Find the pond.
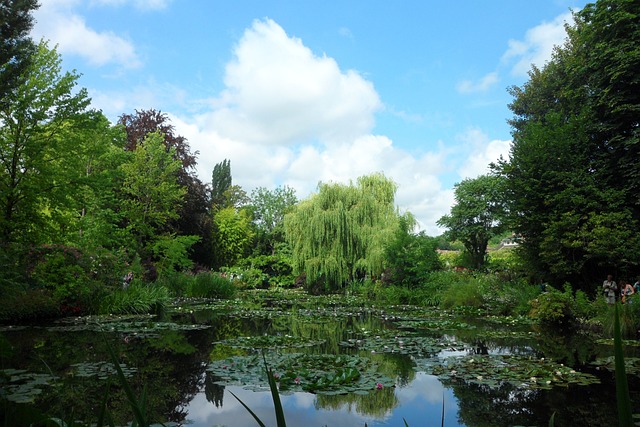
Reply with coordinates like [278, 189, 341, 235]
[1, 290, 638, 426]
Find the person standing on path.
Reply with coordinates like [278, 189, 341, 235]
[603, 274, 617, 305]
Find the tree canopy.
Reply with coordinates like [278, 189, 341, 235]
[0, 0, 39, 109]
[284, 173, 399, 292]
[437, 174, 506, 270]
[494, 0, 640, 290]
[0, 40, 91, 245]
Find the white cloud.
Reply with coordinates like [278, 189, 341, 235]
[456, 71, 499, 94]
[210, 19, 381, 146]
[502, 11, 574, 77]
[166, 18, 487, 235]
[90, 0, 172, 10]
[31, 1, 141, 68]
[456, 128, 511, 179]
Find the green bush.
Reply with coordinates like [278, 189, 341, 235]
[597, 298, 640, 338]
[440, 280, 484, 309]
[419, 270, 468, 307]
[221, 266, 269, 290]
[154, 272, 195, 297]
[98, 281, 170, 314]
[0, 288, 60, 322]
[188, 272, 236, 299]
[28, 245, 93, 302]
[351, 278, 437, 306]
[475, 275, 540, 316]
[528, 285, 576, 327]
[237, 254, 295, 288]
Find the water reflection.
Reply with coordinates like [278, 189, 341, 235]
[184, 373, 464, 427]
[0, 295, 636, 427]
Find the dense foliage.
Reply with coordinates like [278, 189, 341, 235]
[284, 173, 400, 292]
[437, 174, 506, 269]
[494, 0, 640, 292]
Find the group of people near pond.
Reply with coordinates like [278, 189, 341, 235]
[603, 274, 640, 304]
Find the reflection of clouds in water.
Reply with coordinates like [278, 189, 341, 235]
[183, 377, 462, 426]
[397, 372, 445, 404]
[290, 391, 315, 408]
[183, 386, 376, 427]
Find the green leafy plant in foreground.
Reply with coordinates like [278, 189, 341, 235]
[614, 302, 633, 427]
[229, 352, 287, 427]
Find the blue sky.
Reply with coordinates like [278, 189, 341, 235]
[31, 0, 588, 235]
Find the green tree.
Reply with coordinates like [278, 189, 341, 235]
[212, 206, 254, 268]
[0, 40, 91, 245]
[118, 109, 213, 267]
[0, 0, 39, 109]
[494, 0, 640, 289]
[120, 131, 196, 270]
[384, 213, 442, 287]
[437, 175, 506, 270]
[211, 159, 232, 210]
[284, 173, 399, 292]
[250, 185, 297, 255]
[60, 111, 129, 250]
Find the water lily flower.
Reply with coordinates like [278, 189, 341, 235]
[376, 382, 383, 390]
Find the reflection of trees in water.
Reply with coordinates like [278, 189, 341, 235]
[315, 387, 398, 418]
[445, 377, 618, 427]
[372, 353, 415, 387]
[530, 325, 600, 367]
[204, 372, 225, 408]
[271, 312, 386, 355]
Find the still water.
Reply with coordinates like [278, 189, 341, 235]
[0, 291, 636, 426]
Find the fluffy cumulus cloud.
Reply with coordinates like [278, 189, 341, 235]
[211, 19, 381, 146]
[31, 0, 141, 68]
[502, 11, 574, 77]
[171, 19, 465, 234]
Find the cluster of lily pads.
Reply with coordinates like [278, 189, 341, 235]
[71, 361, 137, 379]
[207, 352, 395, 395]
[339, 333, 464, 358]
[416, 354, 600, 390]
[214, 335, 326, 349]
[0, 369, 58, 404]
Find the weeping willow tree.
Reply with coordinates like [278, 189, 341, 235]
[284, 173, 400, 292]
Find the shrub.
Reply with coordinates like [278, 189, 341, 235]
[598, 297, 640, 338]
[221, 266, 269, 290]
[27, 245, 93, 302]
[0, 288, 60, 323]
[98, 281, 170, 314]
[155, 272, 195, 297]
[419, 270, 468, 307]
[476, 275, 541, 316]
[440, 280, 484, 309]
[237, 255, 295, 288]
[188, 272, 236, 299]
[528, 285, 576, 328]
